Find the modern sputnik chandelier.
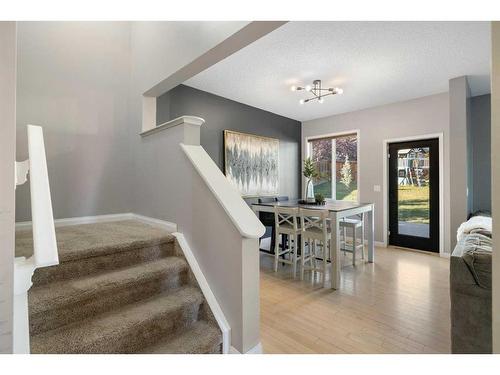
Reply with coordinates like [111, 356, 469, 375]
[291, 80, 343, 104]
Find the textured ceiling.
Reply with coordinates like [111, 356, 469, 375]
[185, 21, 491, 121]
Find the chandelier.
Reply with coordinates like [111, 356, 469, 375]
[291, 80, 343, 104]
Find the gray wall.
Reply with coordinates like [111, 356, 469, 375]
[0, 21, 16, 354]
[470, 94, 491, 212]
[132, 123, 261, 353]
[15, 22, 246, 222]
[126, 24, 266, 352]
[302, 93, 453, 253]
[467, 84, 474, 215]
[449, 76, 470, 250]
[129, 22, 246, 95]
[12, 20, 261, 354]
[156, 84, 302, 199]
[303, 82, 478, 254]
[491, 20, 500, 354]
[15, 22, 134, 222]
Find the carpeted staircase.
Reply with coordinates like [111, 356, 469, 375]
[15, 220, 222, 354]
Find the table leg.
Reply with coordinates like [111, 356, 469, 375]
[330, 212, 341, 289]
[367, 206, 375, 263]
[270, 226, 276, 254]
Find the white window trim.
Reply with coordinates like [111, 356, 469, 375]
[305, 129, 361, 203]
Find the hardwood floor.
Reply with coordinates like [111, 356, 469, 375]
[259, 245, 450, 354]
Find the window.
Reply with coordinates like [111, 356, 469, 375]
[308, 133, 358, 201]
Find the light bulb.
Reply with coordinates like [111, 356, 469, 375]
[291, 85, 297, 92]
[299, 99, 305, 105]
[318, 97, 324, 104]
[335, 87, 344, 95]
[305, 85, 312, 92]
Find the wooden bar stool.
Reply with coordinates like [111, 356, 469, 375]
[273, 206, 301, 277]
[299, 208, 330, 286]
[340, 213, 365, 266]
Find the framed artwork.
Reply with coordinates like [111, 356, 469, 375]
[223, 130, 279, 197]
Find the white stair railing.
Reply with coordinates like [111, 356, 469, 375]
[13, 125, 58, 354]
[140, 116, 265, 353]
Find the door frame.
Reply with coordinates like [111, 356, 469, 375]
[382, 133, 444, 256]
[388, 138, 439, 252]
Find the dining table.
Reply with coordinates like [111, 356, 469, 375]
[252, 199, 375, 290]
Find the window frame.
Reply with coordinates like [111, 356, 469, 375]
[305, 129, 361, 203]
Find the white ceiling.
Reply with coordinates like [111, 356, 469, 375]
[185, 21, 491, 122]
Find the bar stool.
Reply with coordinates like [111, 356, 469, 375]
[274, 206, 301, 277]
[299, 208, 330, 286]
[340, 213, 365, 266]
[275, 196, 290, 249]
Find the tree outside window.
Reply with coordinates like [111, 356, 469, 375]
[309, 134, 358, 201]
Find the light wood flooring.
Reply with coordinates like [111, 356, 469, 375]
[259, 245, 450, 354]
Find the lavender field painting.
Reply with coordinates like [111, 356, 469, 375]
[224, 130, 279, 197]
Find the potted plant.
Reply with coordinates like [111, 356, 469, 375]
[303, 157, 319, 203]
[315, 193, 326, 205]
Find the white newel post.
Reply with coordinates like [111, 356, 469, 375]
[13, 125, 58, 354]
[13, 258, 36, 353]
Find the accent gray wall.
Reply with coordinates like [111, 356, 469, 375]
[156, 84, 302, 199]
[470, 94, 491, 212]
[0, 21, 16, 354]
[15, 22, 134, 222]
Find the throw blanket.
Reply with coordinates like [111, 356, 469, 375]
[457, 215, 492, 243]
[462, 233, 492, 289]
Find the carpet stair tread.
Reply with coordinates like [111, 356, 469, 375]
[16, 220, 175, 262]
[31, 286, 204, 354]
[140, 321, 222, 354]
[29, 256, 188, 315]
[19, 219, 222, 354]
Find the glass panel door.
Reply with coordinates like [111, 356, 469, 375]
[389, 139, 439, 252]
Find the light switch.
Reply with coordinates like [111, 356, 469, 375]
[373, 185, 381, 192]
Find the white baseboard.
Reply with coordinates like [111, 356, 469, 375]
[15, 212, 177, 233]
[131, 214, 177, 232]
[15, 213, 135, 230]
[173, 232, 231, 354]
[229, 342, 263, 354]
[361, 239, 386, 248]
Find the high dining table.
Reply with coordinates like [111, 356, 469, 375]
[252, 199, 375, 289]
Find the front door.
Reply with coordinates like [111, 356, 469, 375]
[388, 139, 439, 252]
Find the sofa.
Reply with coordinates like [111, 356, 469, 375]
[450, 214, 492, 353]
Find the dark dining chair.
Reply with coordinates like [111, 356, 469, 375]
[258, 197, 278, 253]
